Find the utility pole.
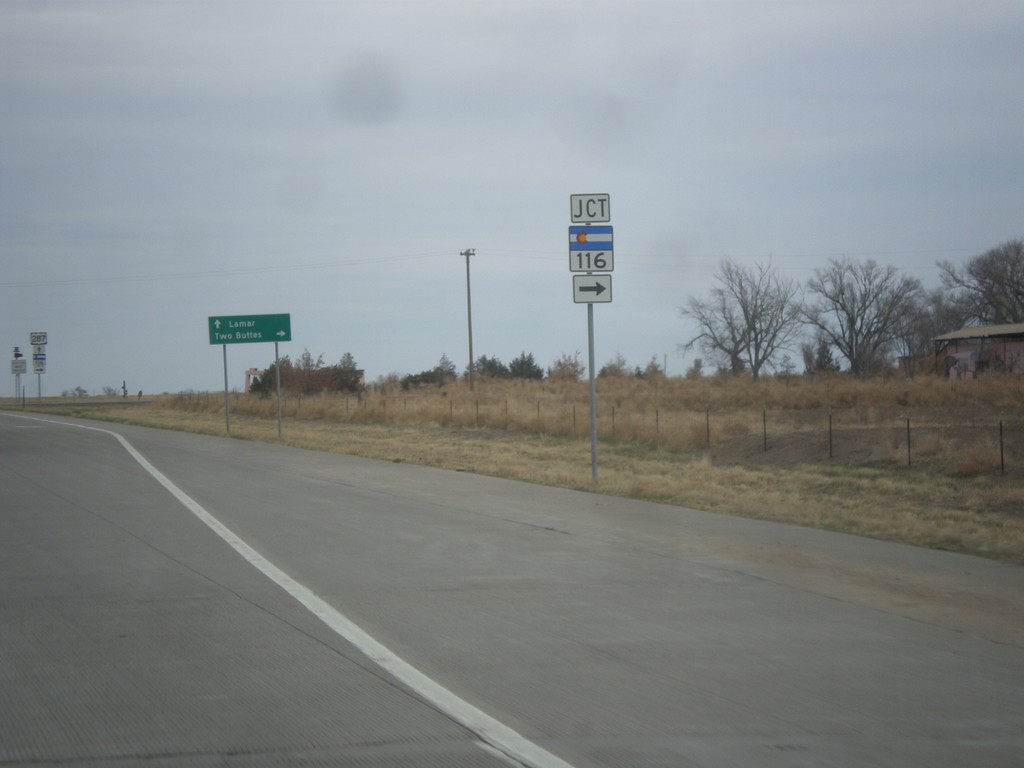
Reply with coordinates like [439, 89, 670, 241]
[461, 248, 476, 391]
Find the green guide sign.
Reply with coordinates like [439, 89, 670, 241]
[208, 314, 291, 345]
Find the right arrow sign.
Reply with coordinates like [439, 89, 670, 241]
[573, 274, 613, 303]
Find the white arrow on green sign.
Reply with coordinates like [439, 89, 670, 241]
[208, 314, 291, 345]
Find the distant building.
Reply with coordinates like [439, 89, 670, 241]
[245, 368, 265, 392]
[933, 323, 1024, 378]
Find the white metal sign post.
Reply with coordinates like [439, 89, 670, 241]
[33, 359, 45, 398]
[569, 195, 614, 483]
[11, 354, 27, 402]
[31, 335, 47, 400]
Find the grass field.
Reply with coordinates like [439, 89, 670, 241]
[11, 373, 1024, 564]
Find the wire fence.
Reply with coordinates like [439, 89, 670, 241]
[177, 389, 1022, 477]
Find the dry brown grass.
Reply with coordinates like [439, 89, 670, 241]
[14, 372, 1024, 565]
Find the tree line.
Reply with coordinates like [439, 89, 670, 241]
[248, 348, 670, 396]
[250, 351, 364, 396]
[398, 350, 667, 389]
[249, 240, 1021, 394]
[680, 239, 1024, 379]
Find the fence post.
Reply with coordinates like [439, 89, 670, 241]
[828, 412, 833, 459]
[763, 409, 767, 452]
[706, 405, 711, 448]
[906, 418, 912, 467]
[1000, 421, 1005, 475]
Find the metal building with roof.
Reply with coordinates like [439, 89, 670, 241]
[934, 323, 1024, 378]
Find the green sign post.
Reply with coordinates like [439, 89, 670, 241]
[208, 313, 291, 437]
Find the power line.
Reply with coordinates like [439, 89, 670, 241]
[0, 244, 988, 289]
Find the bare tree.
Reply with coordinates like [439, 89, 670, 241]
[296, 348, 325, 374]
[804, 258, 922, 376]
[680, 258, 803, 380]
[938, 239, 1024, 326]
[801, 331, 841, 375]
[598, 353, 631, 378]
[893, 287, 971, 372]
[547, 351, 585, 381]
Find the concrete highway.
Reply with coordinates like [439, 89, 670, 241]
[2, 412, 1022, 767]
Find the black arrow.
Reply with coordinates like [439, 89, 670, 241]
[579, 282, 607, 295]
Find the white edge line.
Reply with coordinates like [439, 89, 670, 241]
[4, 414, 575, 768]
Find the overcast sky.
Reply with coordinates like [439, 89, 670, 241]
[2, 0, 1022, 395]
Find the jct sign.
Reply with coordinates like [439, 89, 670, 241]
[570, 194, 610, 223]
